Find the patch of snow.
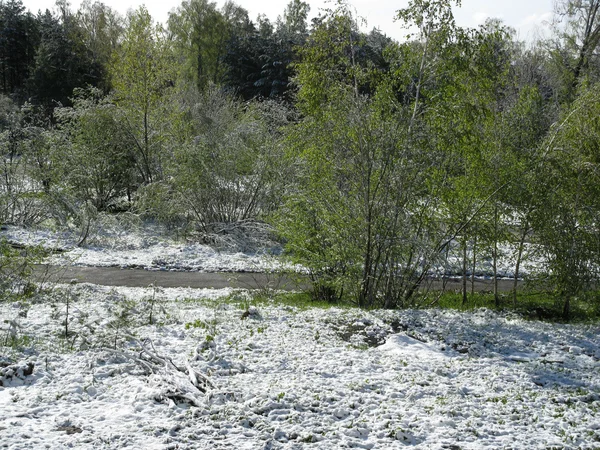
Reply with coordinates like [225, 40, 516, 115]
[1, 286, 599, 449]
[1, 224, 293, 273]
[380, 334, 449, 359]
[1, 224, 548, 279]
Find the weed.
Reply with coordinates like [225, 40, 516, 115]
[266, 291, 352, 310]
[2, 318, 34, 350]
[185, 319, 208, 329]
[100, 295, 138, 349]
[141, 283, 165, 325]
[432, 290, 600, 322]
[487, 396, 508, 405]
[0, 239, 48, 303]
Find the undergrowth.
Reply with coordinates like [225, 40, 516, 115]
[238, 285, 600, 323]
[432, 291, 600, 323]
[245, 291, 353, 311]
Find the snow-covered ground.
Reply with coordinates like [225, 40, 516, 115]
[1, 285, 599, 449]
[1, 223, 544, 278]
[0, 223, 289, 273]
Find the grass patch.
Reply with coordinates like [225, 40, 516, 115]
[185, 285, 600, 323]
[435, 292, 498, 311]
[249, 291, 354, 310]
[432, 290, 600, 322]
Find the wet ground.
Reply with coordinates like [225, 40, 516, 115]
[33, 265, 522, 292]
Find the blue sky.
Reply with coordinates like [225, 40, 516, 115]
[24, 0, 554, 42]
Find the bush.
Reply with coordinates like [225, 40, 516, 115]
[0, 238, 46, 302]
[139, 87, 288, 248]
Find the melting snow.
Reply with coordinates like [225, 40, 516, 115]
[1, 285, 599, 449]
[1, 224, 289, 273]
[380, 334, 448, 360]
[0, 223, 597, 448]
[1, 224, 544, 276]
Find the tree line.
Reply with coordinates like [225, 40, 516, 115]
[2, 0, 600, 318]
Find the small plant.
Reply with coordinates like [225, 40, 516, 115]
[186, 304, 219, 346]
[48, 288, 83, 348]
[0, 239, 47, 303]
[61, 290, 77, 339]
[94, 293, 138, 350]
[141, 283, 165, 325]
[2, 318, 21, 347]
[110, 298, 138, 348]
[185, 319, 208, 330]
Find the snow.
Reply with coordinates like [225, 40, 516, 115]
[0, 221, 598, 448]
[1, 285, 599, 449]
[380, 334, 449, 360]
[436, 241, 544, 279]
[1, 224, 290, 273]
[1, 223, 545, 277]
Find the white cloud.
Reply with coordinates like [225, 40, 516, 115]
[472, 11, 490, 25]
[518, 11, 553, 27]
[24, 0, 554, 43]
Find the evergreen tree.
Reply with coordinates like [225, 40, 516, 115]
[0, 0, 39, 99]
[28, 7, 98, 111]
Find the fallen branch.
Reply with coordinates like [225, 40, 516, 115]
[101, 338, 213, 407]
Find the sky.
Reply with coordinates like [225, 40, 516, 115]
[23, 0, 555, 43]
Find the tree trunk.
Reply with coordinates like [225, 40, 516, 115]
[462, 238, 468, 306]
[563, 295, 571, 321]
[471, 234, 477, 296]
[493, 204, 499, 308]
[513, 219, 528, 307]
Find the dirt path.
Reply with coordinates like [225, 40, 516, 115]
[33, 265, 303, 290]
[33, 265, 522, 293]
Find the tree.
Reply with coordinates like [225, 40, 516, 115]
[222, 1, 310, 101]
[168, 0, 230, 90]
[277, 5, 454, 307]
[498, 85, 552, 305]
[553, 0, 600, 90]
[394, 1, 506, 306]
[531, 83, 600, 319]
[295, 4, 372, 115]
[277, 91, 448, 307]
[0, 95, 46, 224]
[75, 0, 124, 93]
[466, 19, 517, 305]
[109, 6, 178, 184]
[281, 0, 310, 35]
[52, 87, 136, 211]
[137, 87, 287, 246]
[395, 0, 463, 129]
[175, 88, 285, 227]
[223, 15, 296, 100]
[27, 7, 99, 111]
[0, 0, 39, 99]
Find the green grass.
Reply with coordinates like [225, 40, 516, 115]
[181, 290, 353, 311]
[185, 285, 600, 323]
[432, 290, 600, 322]
[249, 291, 354, 310]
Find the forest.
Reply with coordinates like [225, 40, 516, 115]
[2, 0, 600, 320]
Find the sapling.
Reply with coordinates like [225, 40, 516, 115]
[108, 297, 137, 349]
[2, 318, 20, 347]
[50, 288, 79, 340]
[142, 282, 164, 325]
[63, 291, 71, 339]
